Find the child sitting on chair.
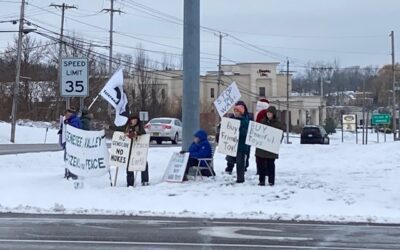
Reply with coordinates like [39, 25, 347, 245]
[181, 129, 215, 180]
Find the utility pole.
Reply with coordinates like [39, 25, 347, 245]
[50, 3, 77, 110]
[103, 0, 123, 117]
[362, 78, 366, 144]
[215, 32, 226, 123]
[312, 67, 332, 126]
[390, 31, 397, 140]
[286, 60, 290, 144]
[182, 0, 200, 150]
[10, 0, 25, 143]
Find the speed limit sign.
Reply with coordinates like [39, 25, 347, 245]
[61, 58, 89, 97]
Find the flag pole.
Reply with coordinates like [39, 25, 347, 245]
[87, 95, 100, 111]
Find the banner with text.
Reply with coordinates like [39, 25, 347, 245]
[217, 117, 240, 157]
[109, 131, 132, 168]
[163, 152, 190, 182]
[65, 125, 109, 177]
[128, 134, 150, 171]
[213, 81, 241, 117]
[245, 121, 283, 155]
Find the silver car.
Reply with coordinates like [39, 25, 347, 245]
[145, 117, 182, 144]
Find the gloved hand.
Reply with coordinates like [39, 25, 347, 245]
[179, 150, 187, 154]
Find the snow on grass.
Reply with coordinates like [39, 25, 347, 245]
[1, 128, 399, 223]
[0, 120, 59, 144]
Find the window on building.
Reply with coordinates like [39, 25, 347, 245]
[259, 87, 266, 97]
[210, 88, 215, 98]
[161, 89, 166, 99]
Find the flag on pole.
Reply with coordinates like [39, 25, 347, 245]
[100, 68, 129, 126]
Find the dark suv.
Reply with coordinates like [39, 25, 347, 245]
[300, 125, 330, 144]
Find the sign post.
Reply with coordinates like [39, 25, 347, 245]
[371, 114, 391, 143]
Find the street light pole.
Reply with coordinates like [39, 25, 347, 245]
[10, 0, 25, 143]
[390, 31, 397, 140]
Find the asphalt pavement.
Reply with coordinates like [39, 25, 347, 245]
[0, 213, 399, 249]
[0, 142, 181, 155]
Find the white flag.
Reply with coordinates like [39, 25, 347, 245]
[100, 68, 129, 126]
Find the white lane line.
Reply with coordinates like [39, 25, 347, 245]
[0, 217, 400, 229]
[0, 239, 391, 250]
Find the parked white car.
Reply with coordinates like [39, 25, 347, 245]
[144, 117, 182, 144]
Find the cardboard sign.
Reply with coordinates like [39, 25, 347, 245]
[217, 117, 240, 157]
[213, 81, 241, 118]
[128, 134, 150, 171]
[109, 131, 131, 168]
[163, 152, 190, 182]
[65, 125, 109, 177]
[246, 121, 283, 154]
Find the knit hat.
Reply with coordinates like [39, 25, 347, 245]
[234, 100, 248, 114]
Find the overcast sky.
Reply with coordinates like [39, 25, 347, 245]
[0, 0, 399, 74]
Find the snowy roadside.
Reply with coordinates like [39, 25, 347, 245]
[0, 120, 59, 144]
[0, 131, 399, 223]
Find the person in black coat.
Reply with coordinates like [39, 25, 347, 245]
[124, 115, 149, 186]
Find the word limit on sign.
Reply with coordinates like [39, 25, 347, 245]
[61, 58, 89, 97]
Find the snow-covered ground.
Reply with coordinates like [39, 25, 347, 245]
[0, 120, 59, 144]
[0, 122, 399, 223]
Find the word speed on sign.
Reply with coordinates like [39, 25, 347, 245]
[61, 58, 89, 97]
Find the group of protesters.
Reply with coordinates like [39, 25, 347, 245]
[60, 97, 283, 187]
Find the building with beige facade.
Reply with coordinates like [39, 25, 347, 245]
[137, 62, 326, 130]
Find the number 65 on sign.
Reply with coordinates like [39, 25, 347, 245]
[61, 58, 89, 97]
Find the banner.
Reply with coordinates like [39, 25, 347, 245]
[99, 68, 129, 126]
[213, 81, 241, 118]
[128, 134, 150, 171]
[109, 131, 131, 168]
[163, 152, 190, 182]
[245, 121, 283, 155]
[217, 117, 240, 157]
[65, 125, 109, 177]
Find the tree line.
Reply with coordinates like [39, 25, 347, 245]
[0, 34, 182, 123]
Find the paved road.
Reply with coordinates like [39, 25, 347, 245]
[0, 142, 181, 155]
[0, 213, 399, 249]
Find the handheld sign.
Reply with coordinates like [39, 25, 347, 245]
[245, 121, 283, 155]
[109, 131, 131, 168]
[65, 125, 109, 177]
[128, 134, 150, 171]
[213, 81, 241, 118]
[163, 152, 190, 182]
[217, 117, 240, 157]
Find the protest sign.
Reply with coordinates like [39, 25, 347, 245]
[109, 131, 131, 168]
[213, 81, 241, 117]
[217, 117, 240, 157]
[163, 152, 189, 182]
[65, 125, 109, 177]
[245, 121, 283, 154]
[128, 134, 150, 171]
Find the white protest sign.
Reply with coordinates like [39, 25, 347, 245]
[128, 134, 150, 171]
[65, 125, 109, 177]
[217, 117, 240, 157]
[109, 131, 131, 168]
[245, 121, 283, 155]
[163, 152, 189, 182]
[213, 81, 241, 117]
